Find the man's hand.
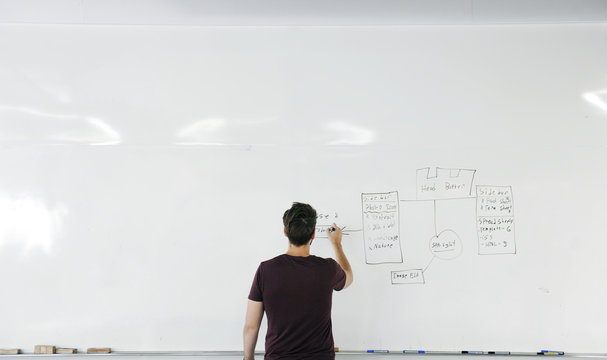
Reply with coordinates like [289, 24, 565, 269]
[327, 223, 343, 247]
[327, 223, 353, 289]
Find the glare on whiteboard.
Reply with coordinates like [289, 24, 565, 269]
[583, 91, 607, 113]
[326, 121, 375, 146]
[0, 194, 67, 255]
[0, 105, 121, 145]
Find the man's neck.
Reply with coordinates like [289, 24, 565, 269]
[286, 243, 311, 257]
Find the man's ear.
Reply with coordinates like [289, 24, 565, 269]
[284, 227, 287, 237]
[311, 230, 316, 241]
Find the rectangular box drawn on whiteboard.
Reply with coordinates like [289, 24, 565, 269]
[416, 167, 476, 200]
[362, 191, 402, 264]
[314, 211, 339, 238]
[391, 269, 425, 284]
[476, 185, 516, 255]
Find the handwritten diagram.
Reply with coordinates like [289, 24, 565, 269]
[315, 212, 340, 238]
[361, 167, 516, 285]
[417, 167, 476, 200]
[362, 192, 402, 264]
[476, 185, 515, 255]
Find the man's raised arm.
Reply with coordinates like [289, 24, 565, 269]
[328, 223, 353, 289]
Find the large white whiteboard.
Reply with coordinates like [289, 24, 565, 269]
[1, 23, 606, 353]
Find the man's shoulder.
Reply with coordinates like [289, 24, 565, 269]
[258, 254, 286, 270]
[309, 255, 338, 265]
[261, 254, 288, 264]
[261, 254, 337, 266]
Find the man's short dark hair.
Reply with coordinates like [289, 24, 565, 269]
[283, 202, 317, 246]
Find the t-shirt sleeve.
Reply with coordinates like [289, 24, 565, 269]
[331, 259, 347, 291]
[248, 263, 264, 302]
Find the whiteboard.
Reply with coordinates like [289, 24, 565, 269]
[0, 23, 606, 353]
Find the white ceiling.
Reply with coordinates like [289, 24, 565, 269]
[0, 0, 606, 26]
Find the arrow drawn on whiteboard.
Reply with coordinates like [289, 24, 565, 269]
[317, 225, 361, 238]
[343, 228, 362, 236]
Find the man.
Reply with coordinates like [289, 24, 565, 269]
[243, 202, 353, 360]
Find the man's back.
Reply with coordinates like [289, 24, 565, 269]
[243, 203, 352, 360]
[248, 254, 346, 360]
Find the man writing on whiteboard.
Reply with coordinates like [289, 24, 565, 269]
[243, 202, 353, 360]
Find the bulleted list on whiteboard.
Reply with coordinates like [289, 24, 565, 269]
[476, 185, 516, 255]
[362, 191, 402, 264]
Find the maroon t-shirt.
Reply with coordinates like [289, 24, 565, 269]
[248, 254, 347, 360]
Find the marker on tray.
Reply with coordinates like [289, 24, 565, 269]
[488, 351, 511, 355]
[540, 351, 565, 355]
[367, 350, 389, 353]
[462, 351, 485, 355]
[403, 350, 426, 354]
